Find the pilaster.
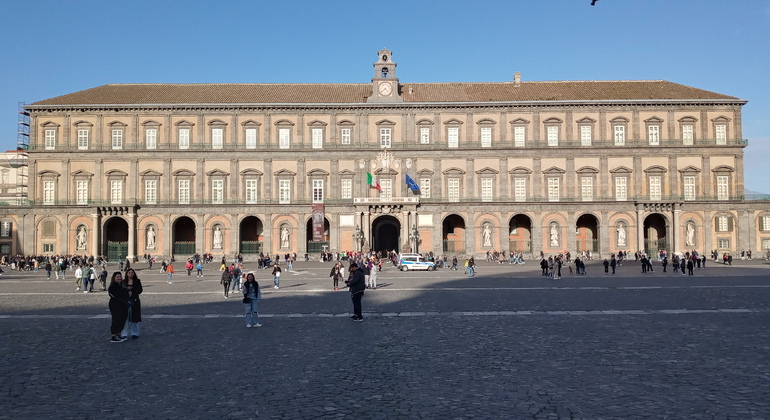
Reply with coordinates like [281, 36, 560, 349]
[702, 156, 711, 198]
[264, 159, 272, 199]
[673, 206, 680, 255]
[668, 155, 678, 198]
[633, 155, 642, 198]
[533, 158, 542, 199]
[465, 158, 474, 199]
[196, 159, 204, 201]
[566, 157, 575, 200]
[636, 207, 644, 252]
[128, 210, 136, 262]
[567, 211, 576, 253]
[499, 158, 509, 199]
[599, 156, 608, 198]
[297, 159, 306, 200]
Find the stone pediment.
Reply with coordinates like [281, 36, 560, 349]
[416, 168, 434, 176]
[140, 169, 163, 177]
[338, 169, 356, 176]
[475, 167, 499, 175]
[443, 167, 465, 176]
[542, 166, 565, 175]
[374, 168, 398, 176]
[509, 166, 532, 175]
[273, 169, 296, 177]
[71, 169, 94, 177]
[307, 169, 330, 176]
[206, 169, 229, 177]
[678, 165, 701, 174]
[240, 168, 263, 176]
[610, 166, 632, 174]
[172, 169, 195, 177]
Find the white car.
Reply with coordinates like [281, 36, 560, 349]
[398, 254, 436, 271]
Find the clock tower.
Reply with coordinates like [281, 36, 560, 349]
[367, 49, 403, 103]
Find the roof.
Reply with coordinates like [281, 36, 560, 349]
[29, 80, 741, 107]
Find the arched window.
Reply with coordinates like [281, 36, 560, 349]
[381, 67, 389, 78]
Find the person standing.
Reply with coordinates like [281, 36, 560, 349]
[99, 266, 108, 291]
[121, 268, 143, 339]
[370, 258, 378, 290]
[610, 255, 617, 274]
[108, 271, 129, 343]
[330, 262, 341, 291]
[196, 261, 204, 277]
[231, 264, 242, 294]
[75, 265, 83, 291]
[345, 262, 365, 321]
[166, 262, 174, 284]
[220, 269, 232, 298]
[687, 259, 694, 276]
[54, 260, 62, 279]
[185, 260, 193, 276]
[363, 259, 372, 288]
[44, 261, 52, 279]
[242, 272, 262, 327]
[271, 262, 281, 289]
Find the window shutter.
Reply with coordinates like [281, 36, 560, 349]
[727, 216, 734, 232]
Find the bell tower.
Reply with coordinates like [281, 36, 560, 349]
[368, 49, 403, 103]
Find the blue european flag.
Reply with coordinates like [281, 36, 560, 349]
[405, 174, 420, 192]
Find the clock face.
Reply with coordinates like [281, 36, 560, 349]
[378, 82, 392, 96]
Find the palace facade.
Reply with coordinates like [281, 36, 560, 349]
[3, 49, 770, 260]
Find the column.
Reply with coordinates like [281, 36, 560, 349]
[127, 211, 136, 262]
[197, 215, 205, 255]
[297, 159, 306, 201]
[264, 213, 273, 255]
[196, 159, 204, 203]
[264, 159, 272, 199]
[130, 159, 138, 203]
[433, 212, 442, 255]
[702, 156, 711, 198]
[600, 211, 610, 257]
[668, 155, 678, 199]
[633, 155, 642, 199]
[163, 159, 171, 202]
[735, 154, 745, 198]
[264, 114, 272, 146]
[197, 114, 205, 145]
[230, 114, 238, 146]
[230, 159, 238, 197]
[636, 208, 645, 252]
[95, 159, 103, 202]
[365, 211, 372, 249]
[296, 114, 304, 146]
[62, 159, 70, 203]
[164, 214, 172, 259]
[599, 156, 608, 199]
[739, 208, 750, 252]
[672, 206, 680, 255]
[532, 158, 542, 200]
[747, 209, 755, 252]
[566, 211, 576, 253]
[531, 212, 542, 259]
[433, 158, 441, 199]
[164, 114, 172, 148]
[703, 210, 713, 253]
[465, 158, 474, 199]
[91, 213, 100, 256]
[499, 158, 509, 199]
[566, 157, 575, 200]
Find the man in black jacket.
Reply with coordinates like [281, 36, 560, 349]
[346, 262, 366, 321]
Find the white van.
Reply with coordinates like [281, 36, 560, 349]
[398, 254, 436, 271]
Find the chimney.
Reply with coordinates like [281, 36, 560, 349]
[514, 72, 521, 87]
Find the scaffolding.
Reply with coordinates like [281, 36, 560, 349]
[12, 102, 29, 204]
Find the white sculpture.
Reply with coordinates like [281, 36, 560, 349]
[281, 226, 290, 249]
[146, 226, 156, 249]
[213, 226, 223, 249]
[617, 224, 627, 247]
[685, 222, 695, 247]
[482, 224, 492, 247]
[76, 226, 87, 250]
[550, 224, 559, 247]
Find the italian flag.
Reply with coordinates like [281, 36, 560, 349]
[367, 172, 381, 192]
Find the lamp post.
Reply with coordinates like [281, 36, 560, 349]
[409, 224, 420, 254]
[353, 225, 363, 253]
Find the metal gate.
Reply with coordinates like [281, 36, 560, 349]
[307, 241, 329, 254]
[174, 241, 196, 256]
[107, 241, 128, 262]
[240, 241, 262, 254]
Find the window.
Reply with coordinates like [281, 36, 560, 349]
[145, 180, 157, 205]
[178, 179, 190, 204]
[212, 179, 224, 204]
[717, 176, 729, 200]
[649, 176, 661, 200]
[312, 179, 324, 203]
[380, 179, 393, 201]
[683, 125, 694, 146]
[43, 180, 55, 205]
[614, 126, 625, 146]
[447, 178, 460, 202]
[648, 125, 660, 146]
[341, 179, 352, 199]
[76, 180, 89, 205]
[0, 221, 10, 237]
[0, 244, 9, 254]
[514, 126, 525, 147]
[760, 215, 770, 231]
[341, 128, 351, 145]
[480, 127, 492, 148]
[0, 171, 6, 185]
[581, 177, 593, 201]
[717, 216, 729, 232]
[78, 129, 89, 150]
[145, 129, 157, 150]
[420, 127, 430, 144]
[548, 178, 560, 201]
[380, 128, 392, 148]
[245, 128, 257, 149]
[212, 128, 224, 150]
[481, 178, 493, 202]
[45, 129, 56, 150]
[716, 124, 727, 145]
[547, 126, 559, 146]
[279, 179, 290, 204]
[447, 127, 459, 148]
[279, 128, 291, 149]
[312, 128, 323, 149]
[245, 179, 258, 204]
[179, 128, 190, 150]
[762, 238, 770, 250]
[43, 243, 55, 253]
[420, 178, 430, 198]
[683, 176, 696, 200]
[110, 180, 123, 204]
[580, 125, 592, 146]
[514, 178, 526, 202]
[112, 129, 123, 150]
[718, 238, 730, 249]
[615, 177, 627, 201]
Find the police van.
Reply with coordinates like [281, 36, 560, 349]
[398, 254, 436, 271]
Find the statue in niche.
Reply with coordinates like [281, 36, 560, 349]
[76, 226, 87, 250]
[550, 224, 560, 247]
[685, 222, 696, 247]
[146, 226, 156, 249]
[213, 226, 223, 249]
[281, 226, 290, 249]
[616, 224, 627, 247]
[482, 224, 493, 247]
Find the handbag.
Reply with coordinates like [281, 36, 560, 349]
[242, 297, 251, 303]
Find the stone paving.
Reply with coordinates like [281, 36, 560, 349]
[1, 259, 770, 419]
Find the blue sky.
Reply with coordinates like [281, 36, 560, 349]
[1, 0, 768, 192]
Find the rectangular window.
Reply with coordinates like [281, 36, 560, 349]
[420, 178, 430, 198]
[420, 127, 430, 144]
[648, 125, 660, 145]
[145, 180, 157, 205]
[312, 128, 323, 149]
[341, 179, 352, 199]
[110, 180, 123, 204]
[716, 124, 727, 145]
[649, 176, 662, 200]
[145, 129, 157, 150]
[312, 179, 324, 203]
[447, 127, 459, 148]
[481, 178, 493, 202]
[718, 238, 730, 249]
[44, 129, 56, 150]
[178, 179, 190, 204]
[717, 216, 728, 232]
[683, 125, 694, 145]
[212, 128, 223, 150]
[762, 215, 770, 231]
[279, 128, 291, 149]
[514, 126, 525, 147]
[77, 129, 89, 150]
[245, 179, 258, 204]
[480, 127, 492, 148]
[380, 179, 393, 201]
[43, 180, 55, 205]
[514, 178, 526, 202]
[447, 178, 460, 202]
[112, 129, 123, 150]
[76, 180, 89, 205]
[580, 126, 591, 146]
[717, 176, 729, 200]
[43, 243, 55, 253]
[341, 128, 351, 145]
[279, 179, 290, 204]
[683, 176, 695, 200]
[614, 126, 625, 146]
[0, 221, 10, 237]
[245, 128, 257, 149]
[762, 238, 770, 250]
[380, 128, 392, 148]
[548, 178, 560, 201]
[179, 128, 190, 150]
[581, 177, 593, 201]
[615, 177, 627, 201]
[212, 179, 224, 204]
[547, 126, 558, 146]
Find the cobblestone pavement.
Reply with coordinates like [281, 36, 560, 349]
[1, 259, 770, 419]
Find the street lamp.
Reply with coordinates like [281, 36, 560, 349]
[353, 225, 363, 252]
[409, 224, 420, 254]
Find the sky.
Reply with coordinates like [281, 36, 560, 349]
[0, 0, 768, 192]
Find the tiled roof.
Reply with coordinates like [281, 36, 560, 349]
[29, 80, 740, 106]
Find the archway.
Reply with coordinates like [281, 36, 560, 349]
[104, 217, 128, 261]
[443, 214, 466, 254]
[173, 216, 196, 258]
[306, 217, 330, 254]
[644, 213, 667, 254]
[239, 216, 264, 254]
[576, 214, 599, 252]
[372, 215, 400, 253]
[508, 214, 532, 253]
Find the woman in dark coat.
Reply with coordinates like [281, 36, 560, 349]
[121, 268, 143, 339]
[108, 272, 129, 343]
[220, 269, 232, 298]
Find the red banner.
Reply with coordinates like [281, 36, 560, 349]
[312, 204, 325, 242]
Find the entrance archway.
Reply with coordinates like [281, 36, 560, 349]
[104, 217, 128, 261]
[239, 216, 264, 254]
[372, 215, 400, 253]
[576, 214, 599, 252]
[306, 217, 330, 254]
[173, 216, 196, 257]
[508, 214, 532, 253]
[443, 214, 466, 254]
[644, 213, 667, 253]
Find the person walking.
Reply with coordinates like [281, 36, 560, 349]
[330, 262, 341, 291]
[687, 259, 694, 276]
[220, 269, 232, 298]
[345, 262, 365, 321]
[196, 262, 204, 277]
[231, 264, 242, 294]
[370, 258, 378, 290]
[166, 262, 174, 284]
[45, 261, 52, 279]
[121, 268, 143, 339]
[271, 262, 281, 289]
[99, 266, 108, 291]
[54, 260, 62, 279]
[108, 271, 129, 343]
[242, 272, 262, 327]
[75, 265, 83, 291]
